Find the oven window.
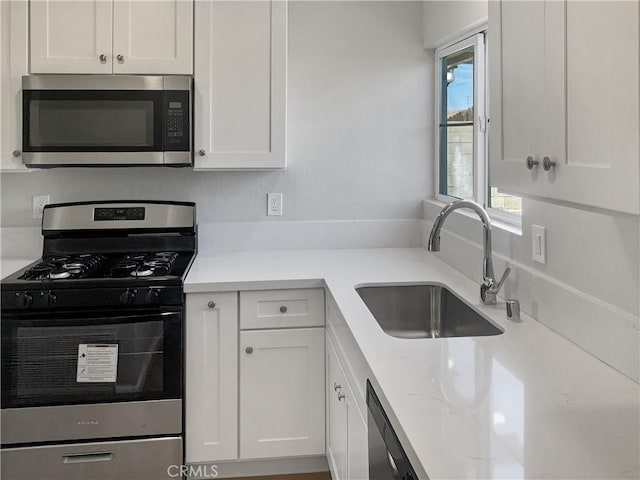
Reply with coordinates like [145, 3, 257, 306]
[1, 311, 181, 408]
[23, 90, 163, 152]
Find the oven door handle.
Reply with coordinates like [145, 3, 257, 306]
[62, 452, 114, 464]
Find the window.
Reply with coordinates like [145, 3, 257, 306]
[436, 33, 522, 219]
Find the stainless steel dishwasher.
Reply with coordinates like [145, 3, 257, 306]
[367, 381, 420, 480]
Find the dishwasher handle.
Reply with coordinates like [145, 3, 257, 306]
[62, 452, 115, 464]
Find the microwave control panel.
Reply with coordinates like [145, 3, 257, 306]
[163, 90, 190, 151]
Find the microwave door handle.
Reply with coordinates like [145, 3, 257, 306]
[62, 452, 114, 464]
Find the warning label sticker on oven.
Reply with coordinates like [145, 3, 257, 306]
[77, 344, 118, 383]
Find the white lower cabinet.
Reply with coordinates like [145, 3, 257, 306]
[327, 336, 368, 480]
[185, 292, 239, 463]
[185, 288, 326, 467]
[240, 328, 325, 459]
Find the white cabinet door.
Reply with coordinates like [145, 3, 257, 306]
[555, 1, 639, 214]
[327, 338, 348, 480]
[489, 0, 639, 214]
[185, 292, 239, 463]
[0, 0, 29, 171]
[239, 328, 325, 459]
[488, 0, 564, 199]
[30, 0, 113, 73]
[346, 380, 369, 480]
[112, 0, 193, 74]
[194, 0, 286, 170]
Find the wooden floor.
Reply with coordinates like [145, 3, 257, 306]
[236, 473, 332, 480]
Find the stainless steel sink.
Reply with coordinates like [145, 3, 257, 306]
[356, 284, 503, 339]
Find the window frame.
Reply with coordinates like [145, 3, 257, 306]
[434, 29, 522, 227]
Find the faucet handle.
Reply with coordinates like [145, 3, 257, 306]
[494, 267, 511, 293]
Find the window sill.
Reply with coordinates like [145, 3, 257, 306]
[425, 198, 523, 237]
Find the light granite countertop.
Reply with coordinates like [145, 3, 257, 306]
[185, 248, 639, 479]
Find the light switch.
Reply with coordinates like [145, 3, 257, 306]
[532, 225, 546, 264]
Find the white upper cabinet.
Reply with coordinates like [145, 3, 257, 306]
[112, 0, 193, 74]
[30, 0, 193, 75]
[0, 0, 29, 171]
[194, 0, 287, 170]
[489, 0, 639, 215]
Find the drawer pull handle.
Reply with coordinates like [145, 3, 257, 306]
[334, 382, 341, 392]
[279, 305, 288, 313]
[207, 301, 216, 309]
[99, 54, 108, 63]
[246, 346, 254, 354]
[338, 392, 345, 402]
[526, 156, 539, 170]
[62, 452, 114, 464]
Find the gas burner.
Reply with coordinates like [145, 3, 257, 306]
[19, 254, 106, 280]
[130, 268, 154, 277]
[110, 252, 178, 279]
[48, 269, 71, 280]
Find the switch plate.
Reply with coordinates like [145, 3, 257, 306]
[532, 224, 546, 264]
[32, 195, 50, 219]
[267, 193, 283, 216]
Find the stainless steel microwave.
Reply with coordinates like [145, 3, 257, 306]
[21, 75, 192, 167]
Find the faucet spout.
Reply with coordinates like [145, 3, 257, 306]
[427, 200, 509, 305]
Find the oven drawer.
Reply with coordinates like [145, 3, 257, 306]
[0, 436, 182, 480]
[240, 288, 325, 329]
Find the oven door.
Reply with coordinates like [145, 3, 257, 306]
[1, 308, 182, 445]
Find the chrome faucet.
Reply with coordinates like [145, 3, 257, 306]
[427, 200, 510, 305]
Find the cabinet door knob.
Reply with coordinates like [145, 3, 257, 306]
[116, 54, 124, 63]
[279, 305, 288, 313]
[246, 347, 254, 354]
[333, 382, 341, 392]
[207, 301, 216, 309]
[99, 54, 108, 63]
[12, 150, 20, 157]
[198, 149, 206, 156]
[526, 156, 539, 170]
[542, 156, 556, 171]
[338, 392, 345, 402]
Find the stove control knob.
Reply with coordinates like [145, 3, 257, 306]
[119, 289, 136, 305]
[145, 289, 160, 304]
[16, 293, 33, 309]
[41, 291, 57, 307]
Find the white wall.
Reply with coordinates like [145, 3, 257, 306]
[422, 0, 640, 382]
[423, 0, 488, 48]
[0, 2, 431, 228]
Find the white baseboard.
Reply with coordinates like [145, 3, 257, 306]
[187, 455, 329, 479]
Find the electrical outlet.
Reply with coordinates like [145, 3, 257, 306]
[32, 195, 50, 219]
[532, 224, 546, 264]
[267, 193, 283, 216]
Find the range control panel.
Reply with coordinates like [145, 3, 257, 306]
[163, 90, 190, 152]
[94, 207, 145, 221]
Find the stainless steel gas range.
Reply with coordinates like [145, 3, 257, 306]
[0, 201, 196, 480]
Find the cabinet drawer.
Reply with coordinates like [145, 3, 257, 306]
[0, 437, 181, 480]
[240, 289, 325, 329]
